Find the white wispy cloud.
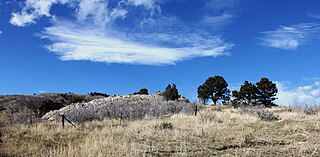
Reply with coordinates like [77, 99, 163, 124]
[40, 22, 233, 65]
[10, 0, 69, 26]
[128, 0, 157, 10]
[10, 11, 37, 27]
[109, 8, 128, 20]
[260, 23, 320, 50]
[10, 0, 105, 27]
[199, 0, 238, 31]
[275, 81, 320, 106]
[307, 13, 320, 19]
[205, 0, 239, 10]
[76, 0, 110, 27]
[11, 0, 234, 65]
[199, 13, 234, 30]
[303, 77, 320, 81]
[10, 0, 154, 27]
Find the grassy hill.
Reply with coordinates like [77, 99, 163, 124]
[1, 106, 320, 156]
[1, 93, 320, 156]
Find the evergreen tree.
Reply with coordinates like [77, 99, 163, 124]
[171, 84, 179, 100]
[232, 78, 278, 107]
[232, 81, 259, 106]
[231, 90, 241, 107]
[239, 81, 259, 105]
[197, 76, 230, 105]
[163, 84, 179, 101]
[256, 77, 278, 107]
[163, 84, 172, 100]
[197, 85, 209, 104]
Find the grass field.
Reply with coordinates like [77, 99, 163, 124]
[1, 107, 320, 156]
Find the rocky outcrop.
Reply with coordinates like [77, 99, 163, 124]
[42, 94, 195, 123]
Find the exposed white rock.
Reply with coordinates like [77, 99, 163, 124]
[42, 94, 194, 123]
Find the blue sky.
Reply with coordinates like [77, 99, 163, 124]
[1, 0, 320, 105]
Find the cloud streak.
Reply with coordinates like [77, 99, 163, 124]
[41, 22, 233, 65]
[260, 23, 320, 50]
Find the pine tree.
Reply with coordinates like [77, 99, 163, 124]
[197, 76, 230, 105]
[232, 78, 278, 107]
[163, 84, 179, 101]
[256, 78, 278, 107]
[171, 84, 179, 100]
[239, 81, 259, 105]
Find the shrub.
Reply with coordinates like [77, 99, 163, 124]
[303, 106, 319, 115]
[133, 88, 149, 95]
[238, 106, 280, 121]
[38, 100, 64, 117]
[278, 106, 320, 115]
[89, 92, 109, 97]
[3, 105, 35, 125]
[238, 106, 263, 115]
[256, 110, 280, 121]
[154, 121, 173, 130]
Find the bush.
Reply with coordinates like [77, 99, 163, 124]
[89, 92, 109, 97]
[303, 106, 319, 115]
[278, 106, 320, 115]
[3, 105, 35, 125]
[256, 110, 280, 121]
[133, 88, 149, 95]
[154, 121, 173, 130]
[39, 100, 64, 117]
[238, 106, 280, 121]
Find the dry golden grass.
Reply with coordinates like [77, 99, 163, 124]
[1, 108, 320, 157]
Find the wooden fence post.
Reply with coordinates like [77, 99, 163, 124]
[61, 114, 65, 129]
[194, 106, 198, 116]
[120, 112, 123, 124]
[61, 113, 76, 129]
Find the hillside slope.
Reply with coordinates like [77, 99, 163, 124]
[0, 93, 108, 125]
